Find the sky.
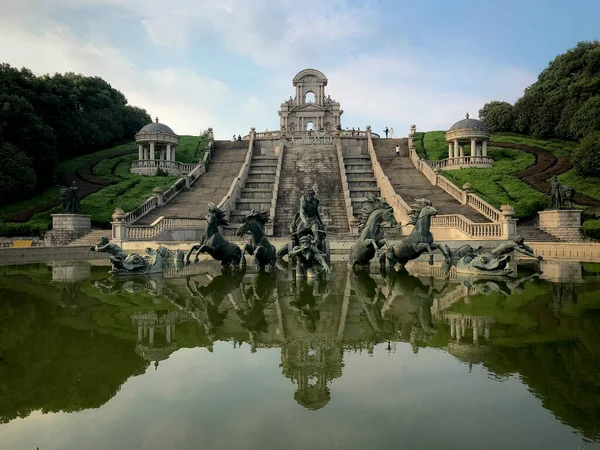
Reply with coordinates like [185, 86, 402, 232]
[0, 0, 599, 139]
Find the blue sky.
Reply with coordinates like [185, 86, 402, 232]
[1, 0, 598, 139]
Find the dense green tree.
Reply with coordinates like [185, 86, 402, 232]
[0, 63, 151, 202]
[572, 131, 600, 177]
[481, 41, 600, 141]
[0, 142, 37, 205]
[478, 101, 514, 132]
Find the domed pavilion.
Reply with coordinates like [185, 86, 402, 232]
[444, 113, 492, 167]
[131, 117, 183, 176]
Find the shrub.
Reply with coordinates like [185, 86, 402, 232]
[582, 219, 600, 240]
[572, 131, 600, 177]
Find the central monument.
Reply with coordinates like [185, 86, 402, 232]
[278, 69, 343, 131]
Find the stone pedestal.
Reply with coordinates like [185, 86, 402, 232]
[538, 210, 583, 242]
[44, 214, 92, 246]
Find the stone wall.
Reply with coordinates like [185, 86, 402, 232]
[44, 214, 92, 246]
[0, 246, 106, 265]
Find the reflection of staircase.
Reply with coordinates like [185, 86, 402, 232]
[222, 154, 279, 235]
[69, 229, 110, 247]
[274, 144, 349, 236]
[374, 139, 489, 222]
[135, 140, 248, 225]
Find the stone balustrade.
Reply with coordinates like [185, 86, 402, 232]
[126, 217, 206, 241]
[266, 144, 285, 236]
[445, 128, 490, 141]
[436, 176, 466, 204]
[427, 156, 494, 170]
[131, 160, 197, 176]
[218, 130, 255, 215]
[335, 137, 357, 233]
[134, 132, 179, 145]
[431, 215, 503, 238]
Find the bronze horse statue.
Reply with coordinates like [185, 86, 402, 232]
[348, 197, 398, 270]
[235, 210, 277, 272]
[185, 202, 242, 267]
[380, 198, 449, 271]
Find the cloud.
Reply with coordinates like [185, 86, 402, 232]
[0, 12, 229, 136]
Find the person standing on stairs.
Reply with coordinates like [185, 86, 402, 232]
[384, 127, 389, 138]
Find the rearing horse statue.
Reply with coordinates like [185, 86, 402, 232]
[380, 198, 450, 271]
[348, 197, 398, 270]
[235, 210, 277, 272]
[186, 202, 242, 267]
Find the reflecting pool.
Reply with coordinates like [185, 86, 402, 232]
[1, 259, 600, 449]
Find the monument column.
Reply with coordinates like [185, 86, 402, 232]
[138, 144, 144, 160]
[167, 143, 172, 161]
[448, 143, 453, 158]
[482, 140, 488, 156]
[454, 140, 459, 158]
[150, 141, 155, 160]
[459, 144, 464, 157]
[172, 147, 176, 161]
[471, 138, 477, 157]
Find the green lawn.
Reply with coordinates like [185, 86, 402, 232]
[559, 169, 600, 202]
[0, 135, 204, 236]
[490, 132, 577, 158]
[440, 147, 547, 218]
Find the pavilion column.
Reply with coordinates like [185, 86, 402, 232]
[453, 140, 459, 159]
[138, 144, 144, 160]
[482, 140, 488, 156]
[149, 326, 155, 344]
[150, 141, 155, 160]
[172, 147, 176, 162]
[448, 143, 453, 158]
[471, 138, 477, 157]
[167, 143, 172, 161]
[459, 145, 464, 157]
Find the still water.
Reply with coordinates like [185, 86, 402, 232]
[0, 259, 599, 450]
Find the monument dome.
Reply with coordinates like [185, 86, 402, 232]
[139, 121, 176, 134]
[132, 117, 181, 176]
[445, 113, 491, 160]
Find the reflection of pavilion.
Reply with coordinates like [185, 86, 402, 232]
[442, 313, 493, 343]
[131, 311, 196, 368]
[280, 338, 343, 410]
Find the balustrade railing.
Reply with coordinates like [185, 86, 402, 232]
[218, 131, 255, 214]
[335, 138, 356, 231]
[267, 144, 285, 235]
[436, 176, 466, 203]
[431, 214, 503, 238]
[426, 156, 494, 170]
[466, 193, 501, 222]
[131, 160, 197, 174]
[127, 217, 206, 240]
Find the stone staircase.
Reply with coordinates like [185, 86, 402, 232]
[373, 138, 489, 222]
[69, 229, 110, 247]
[222, 154, 279, 236]
[343, 152, 381, 221]
[135, 140, 248, 225]
[274, 144, 349, 236]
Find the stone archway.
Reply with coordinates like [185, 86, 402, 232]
[305, 91, 315, 103]
[306, 121, 314, 131]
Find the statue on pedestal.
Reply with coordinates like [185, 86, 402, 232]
[59, 181, 82, 213]
[289, 234, 330, 278]
[545, 175, 575, 209]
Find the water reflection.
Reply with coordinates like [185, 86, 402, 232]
[1, 260, 600, 446]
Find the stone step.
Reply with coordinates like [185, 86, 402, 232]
[247, 172, 276, 180]
[344, 155, 370, 161]
[252, 155, 279, 161]
[250, 162, 278, 168]
[249, 168, 276, 174]
[349, 188, 380, 198]
[345, 164, 373, 171]
[240, 188, 275, 199]
[69, 229, 110, 246]
[235, 199, 272, 210]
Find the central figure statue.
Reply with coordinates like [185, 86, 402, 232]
[289, 188, 326, 247]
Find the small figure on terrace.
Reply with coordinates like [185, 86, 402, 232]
[289, 234, 331, 278]
[490, 236, 543, 261]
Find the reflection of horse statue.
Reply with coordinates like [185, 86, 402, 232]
[351, 271, 393, 336]
[383, 270, 448, 335]
[235, 210, 276, 272]
[236, 273, 276, 341]
[186, 202, 242, 267]
[348, 197, 398, 270]
[381, 199, 449, 271]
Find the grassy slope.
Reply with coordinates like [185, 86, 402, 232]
[416, 131, 585, 218]
[0, 135, 204, 235]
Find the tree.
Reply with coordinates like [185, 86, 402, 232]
[478, 101, 514, 132]
[572, 131, 600, 177]
[0, 142, 37, 205]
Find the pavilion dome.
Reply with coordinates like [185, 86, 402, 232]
[448, 115, 488, 132]
[139, 118, 176, 135]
